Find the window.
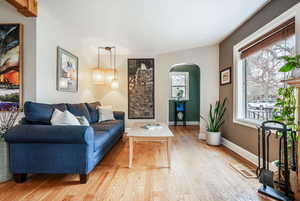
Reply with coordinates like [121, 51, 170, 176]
[234, 18, 296, 126]
[169, 72, 189, 100]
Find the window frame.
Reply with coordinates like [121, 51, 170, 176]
[169, 72, 189, 101]
[233, 13, 296, 129]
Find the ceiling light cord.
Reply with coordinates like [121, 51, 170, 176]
[97, 47, 100, 69]
[114, 47, 116, 79]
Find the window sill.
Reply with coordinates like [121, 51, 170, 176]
[169, 99, 189, 101]
[233, 118, 261, 129]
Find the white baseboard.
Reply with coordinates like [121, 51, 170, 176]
[198, 132, 206, 140]
[221, 137, 275, 170]
[221, 137, 258, 166]
[169, 121, 199, 126]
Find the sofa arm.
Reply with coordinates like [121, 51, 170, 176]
[113, 111, 125, 121]
[5, 125, 94, 144]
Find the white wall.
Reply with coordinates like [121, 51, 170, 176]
[93, 54, 157, 127]
[1, 0, 219, 129]
[35, 1, 98, 103]
[0, 0, 36, 102]
[94, 55, 129, 114]
[156, 45, 219, 130]
[92, 46, 219, 128]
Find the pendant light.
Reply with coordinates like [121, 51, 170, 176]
[92, 47, 117, 85]
[105, 47, 115, 83]
[111, 47, 119, 89]
[92, 47, 105, 85]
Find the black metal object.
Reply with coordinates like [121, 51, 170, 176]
[174, 101, 186, 126]
[257, 120, 296, 201]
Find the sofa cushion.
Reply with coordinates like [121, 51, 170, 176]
[67, 103, 91, 122]
[85, 102, 101, 123]
[91, 120, 123, 133]
[24, 101, 67, 124]
[52, 104, 67, 112]
[92, 120, 123, 152]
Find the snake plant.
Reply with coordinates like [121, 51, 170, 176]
[200, 98, 227, 132]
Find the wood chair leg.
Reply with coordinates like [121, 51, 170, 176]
[79, 174, 89, 184]
[13, 173, 27, 183]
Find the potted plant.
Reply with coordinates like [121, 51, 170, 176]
[176, 88, 184, 100]
[279, 55, 300, 72]
[0, 108, 19, 183]
[279, 54, 300, 78]
[277, 54, 300, 170]
[200, 99, 227, 146]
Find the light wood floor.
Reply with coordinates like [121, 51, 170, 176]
[0, 126, 298, 201]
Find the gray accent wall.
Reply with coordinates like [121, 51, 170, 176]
[219, 0, 299, 155]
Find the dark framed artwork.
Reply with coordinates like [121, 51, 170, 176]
[128, 58, 155, 119]
[220, 67, 231, 86]
[0, 24, 23, 111]
[57, 47, 78, 92]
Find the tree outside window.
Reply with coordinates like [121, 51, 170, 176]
[244, 35, 295, 122]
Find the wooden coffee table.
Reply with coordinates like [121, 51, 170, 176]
[127, 123, 174, 168]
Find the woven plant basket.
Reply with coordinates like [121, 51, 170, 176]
[0, 139, 12, 183]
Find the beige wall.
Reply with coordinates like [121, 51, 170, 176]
[0, 0, 36, 102]
[219, 0, 300, 155]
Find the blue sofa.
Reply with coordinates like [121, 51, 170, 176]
[5, 101, 125, 184]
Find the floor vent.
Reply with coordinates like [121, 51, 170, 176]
[229, 162, 257, 178]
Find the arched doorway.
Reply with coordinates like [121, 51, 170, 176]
[168, 64, 200, 125]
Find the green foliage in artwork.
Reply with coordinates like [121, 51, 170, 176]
[0, 93, 19, 103]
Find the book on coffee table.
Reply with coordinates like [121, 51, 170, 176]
[142, 123, 163, 129]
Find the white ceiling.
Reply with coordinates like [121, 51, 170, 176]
[42, 0, 268, 55]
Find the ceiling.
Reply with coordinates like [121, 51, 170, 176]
[41, 0, 268, 55]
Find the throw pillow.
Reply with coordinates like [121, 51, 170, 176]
[85, 102, 101, 123]
[97, 106, 115, 122]
[76, 116, 90, 126]
[24, 101, 67, 124]
[50, 109, 80, 125]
